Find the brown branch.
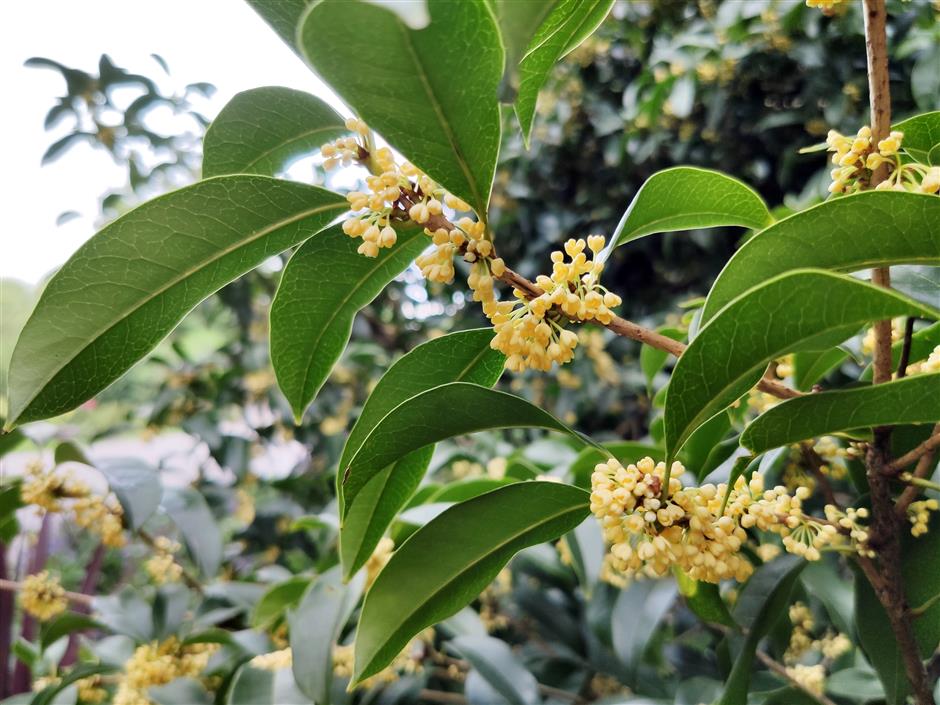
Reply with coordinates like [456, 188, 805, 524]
[418, 689, 467, 704]
[800, 443, 839, 506]
[400, 193, 801, 403]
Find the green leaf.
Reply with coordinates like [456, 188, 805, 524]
[568, 441, 665, 489]
[674, 569, 735, 627]
[5, 176, 346, 427]
[289, 567, 365, 704]
[448, 635, 540, 705]
[640, 327, 685, 392]
[53, 440, 91, 466]
[162, 487, 222, 577]
[299, 0, 503, 217]
[741, 374, 940, 454]
[718, 556, 805, 705]
[97, 458, 162, 530]
[339, 329, 505, 578]
[340, 448, 433, 580]
[894, 110, 940, 164]
[605, 167, 772, 253]
[565, 517, 604, 596]
[39, 612, 102, 651]
[514, 0, 614, 143]
[665, 269, 940, 459]
[251, 576, 312, 628]
[270, 224, 429, 422]
[227, 665, 312, 705]
[826, 668, 885, 704]
[702, 191, 940, 323]
[31, 664, 116, 705]
[342, 382, 590, 512]
[0, 428, 26, 458]
[203, 87, 346, 177]
[792, 347, 849, 390]
[353, 481, 590, 683]
[428, 478, 515, 503]
[492, 0, 559, 99]
[243, 0, 311, 56]
[340, 329, 505, 470]
[612, 580, 678, 679]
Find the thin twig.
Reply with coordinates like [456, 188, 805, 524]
[887, 427, 940, 474]
[895, 424, 940, 517]
[418, 689, 467, 704]
[896, 317, 915, 379]
[754, 650, 840, 705]
[0, 577, 95, 608]
[799, 443, 839, 506]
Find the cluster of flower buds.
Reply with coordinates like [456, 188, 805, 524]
[19, 571, 67, 621]
[824, 126, 940, 195]
[591, 456, 880, 585]
[487, 236, 621, 372]
[805, 0, 847, 15]
[905, 497, 938, 537]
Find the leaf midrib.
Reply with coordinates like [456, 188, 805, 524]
[359, 500, 588, 679]
[13, 198, 343, 421]
[395, 20, 483, 214]
[238, 125, 346, 174]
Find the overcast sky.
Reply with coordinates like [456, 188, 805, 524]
[0, 1, 351, 285]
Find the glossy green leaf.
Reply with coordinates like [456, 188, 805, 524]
[339, 329, 505, 577]
[271, 225, 428, 422]
[492, 0, 559, 99]
[353, 481, 590, 683]
[0, 428, 26, 458]
[5, 176, 346, 427]
[251, 576, 312, 628]
[299, 0, 503, 217]
[826, 668, 885, 704]
[290, 567, 365, 704]
[666, 270, 940, 459]
[163, 487, 222, 577]
[674, 569, 735, 627]
[895, 110, 940, 164]
[39, 612, 103, 651]
[340, 330, 505, 470]
[227, 664, 312, 705]
[702, 191, 940, 322]
[565, 517, 604, 596]
[428, 478, 515, 503]
[53, 440, 91, 466]
[31, 664, 116, 705]
[719, 556, 805, 705]
[202, 87, 346, 177]
[342, 382, 589, 511]
[612, 580, 678, 679]
[515, 0, 614, 143]
[244, 0, 311, 56]
[856, 520, 940, 704]
[741, 374, 940, 454]
[792, 347, 849, 390]
[607, 167, 772, 252]
[340, 448, 433, 580]
[97, 458, 162, 531]
[449, 635, 540, 705]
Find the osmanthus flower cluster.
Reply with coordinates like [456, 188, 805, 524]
[823, 126, 940, 194]
[21, 461, 125, 547]
[19, 570, 68, 621]
[805, 0, 849, 15]
[782, 602, 853, 696]
[113, 638, 219, 705]
[144, 536, 184, 585]
[590, 457, 875, 585]
[323, 120, 624, 372]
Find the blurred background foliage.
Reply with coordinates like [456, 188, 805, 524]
[1, 0, 938, 703]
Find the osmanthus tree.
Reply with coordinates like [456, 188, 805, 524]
[3, 0, 940, 704]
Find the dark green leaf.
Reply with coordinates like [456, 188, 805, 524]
[203, 87, 346, 177]
[227, 664, 312, 705]
[97, 458, 162, 530]
[666, 269, 939, 459]
[252, 576, 312, 628]
[163, 487, 222, 577]
[342, 382, 590, 512]
[793, 347, 849, 390]
[492, 0, 559, 98]
[353, 481, 590, 683]
[299, 0, 503, 217]
[339, 329, 504, 577]
[271, 225, 428, 421]
[449, 635, 540, 705]
[741, 374, 940, 454]
[53, 441, 91, 466]
[568, 441, 665, 489]
[606, 167, 772, 253]
[826, 668, 884, 703]
[6, 177, 346, 427]
[39, 612, 102, 651]
[515, 0, 614, 143]
[719, 556, 805, 705]
[674, 569, 735, 627]
[612, 580, 678, 678]
[702, 192, 940, 323]
[894, 110, 940, 165]
[290, 567, 365, 703]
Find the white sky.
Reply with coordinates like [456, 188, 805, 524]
[0, 0, 349, 285]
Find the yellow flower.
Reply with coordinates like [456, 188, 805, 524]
[364, 537, 395, 588]
[785, 663, 826, 695]
[20, 571, 68, 621]
[144, 537, 183, 585]
[250, 647, 293, 671]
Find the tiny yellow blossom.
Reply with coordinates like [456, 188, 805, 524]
[20, 571, 68, 621]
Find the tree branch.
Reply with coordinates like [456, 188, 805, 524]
[754, 650, 840, 705]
